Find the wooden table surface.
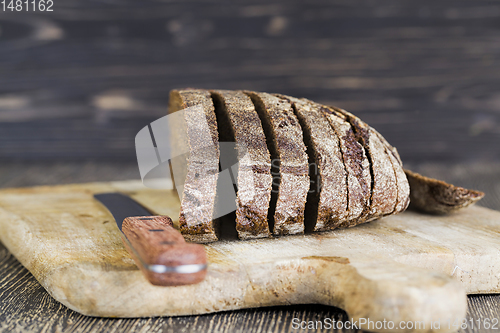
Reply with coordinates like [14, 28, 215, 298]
[1, 0, 500, 331]
[0, 162, 499, 333]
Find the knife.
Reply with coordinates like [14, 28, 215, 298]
[93, 193, 207, 286]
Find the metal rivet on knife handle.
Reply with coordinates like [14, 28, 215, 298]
[122, 216, 207, 286]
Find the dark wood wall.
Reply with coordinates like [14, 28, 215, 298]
[1, 0, 499, 163]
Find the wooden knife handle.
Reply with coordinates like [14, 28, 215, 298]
[121, 216, 207, 286]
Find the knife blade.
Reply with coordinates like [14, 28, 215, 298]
[93, 193, 207, 286]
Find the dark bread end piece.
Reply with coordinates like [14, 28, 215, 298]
[405, 169, 484, 214]
[168, 89, 220, 243]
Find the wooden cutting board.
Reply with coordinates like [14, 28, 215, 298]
[0, 180, 499, 333]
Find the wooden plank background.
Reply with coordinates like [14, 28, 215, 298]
[1, 0, 500, 163]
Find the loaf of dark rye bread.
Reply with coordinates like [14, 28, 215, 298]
[168, 89, 482, 242]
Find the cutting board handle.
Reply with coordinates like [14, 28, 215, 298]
[122, 216, 207, 286]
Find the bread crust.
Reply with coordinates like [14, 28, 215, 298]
[405, 169, 484, 214]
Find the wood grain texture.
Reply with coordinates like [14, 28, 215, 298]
[121, 216, 207, 286]
[0, 162, 499, 333]
[1, 0, 500, 163]
[4, 180, 500, 332]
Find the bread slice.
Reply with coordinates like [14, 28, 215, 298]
[168, 89, 220, 243]
[316, 104, 372, 226]
[333, 108, 398, 221]
[245, 91, 309, 235]
[372, 128, 410, 214]
[211, 90, 272, 239]
[276, 94, 348, 232]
